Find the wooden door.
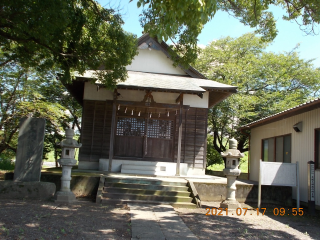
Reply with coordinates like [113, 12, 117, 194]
[114, 116, 174, 161]
[114, 117, 145, 158]
[144, 118, 174, 161]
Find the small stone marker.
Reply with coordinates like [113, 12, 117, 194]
[14, 117, 46, 182]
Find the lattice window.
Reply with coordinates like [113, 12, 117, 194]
[147, 119, 173, 139]
[116, 117, 145, 136]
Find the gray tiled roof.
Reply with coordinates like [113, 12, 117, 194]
[74, 70, 237, 93]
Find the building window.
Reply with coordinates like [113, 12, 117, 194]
[116, 117, 173, 139]
[262, 135, 291, 162]
[316, 129, 320, 169]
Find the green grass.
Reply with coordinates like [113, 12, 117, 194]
[45, 150, 79, 162]
[207, 153, 249, 173]
[45, 151, 56, 162]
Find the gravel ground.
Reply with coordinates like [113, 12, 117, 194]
[0, 199, 319, 240]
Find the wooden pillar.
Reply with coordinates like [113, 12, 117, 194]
[176, 97, 183, 176]
[108, 91, 117, 172]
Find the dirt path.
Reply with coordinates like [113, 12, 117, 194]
[0, 199, 319, 240]
[0, 199, 131, 240]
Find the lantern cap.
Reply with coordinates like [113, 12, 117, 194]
[60, 128, 82, 148]
[221, 138, 244, 158]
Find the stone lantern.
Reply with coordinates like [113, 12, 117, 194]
[55, 128, 82, 203]
[220, 138, 244, 210]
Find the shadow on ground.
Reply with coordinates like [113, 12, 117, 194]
[0, 199, 131, 240]
[176, 203, 318, 240]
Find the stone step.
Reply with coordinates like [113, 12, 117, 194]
[103, 187, 191, 197]
[104, 182, 189, 191]
[100, 199, 197, 209]
[104, 177, 187, 187]
[102, 192, 193, 203]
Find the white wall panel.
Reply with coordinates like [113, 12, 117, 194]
[83, 82, 113, 101]
[183, 92, 209, 108]
[83, 82, 208, 107]
[126, 49, 187, 75]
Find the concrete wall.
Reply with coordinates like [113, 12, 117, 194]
[126, 49, 187, 75]
[249, 108, 320, 205]
[206, 170, 249, 180]
[0, 181, 56, 200]
[4, 172, 99, 199]
[193, 181, 292, 206]
[99, 159, 190, 176]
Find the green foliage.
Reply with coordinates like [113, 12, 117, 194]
[0, 56, 82, 162]
[138, 0, 320, 65]
[0, 157, 15, 170]
[207, 153, 248, 173]
[206, 134, 224, 166]
[138, 0, 216, 67]
[196, 33, 320, 153]
[0, 0, 137, 87]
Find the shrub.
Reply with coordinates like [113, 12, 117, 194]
[0, 158, 15, 170]
[0, 152, 15, 170]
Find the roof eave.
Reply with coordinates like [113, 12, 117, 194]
[241, 99, 320, 129]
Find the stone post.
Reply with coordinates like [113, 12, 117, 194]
[220, 138, 244, 210]
[55, 129, 82, 203]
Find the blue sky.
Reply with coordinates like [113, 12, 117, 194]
[99, 0, 320, 68]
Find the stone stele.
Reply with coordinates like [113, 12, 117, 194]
[14, 117, 46, 182]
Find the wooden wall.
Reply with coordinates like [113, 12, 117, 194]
[174, 108, 208, 169]
[79, 100, 208, 169]
[79, 100, 112, 162]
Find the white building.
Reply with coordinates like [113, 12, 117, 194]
[242, 98, 320, 208]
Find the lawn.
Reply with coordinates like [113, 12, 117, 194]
[207, 152, 249, 173]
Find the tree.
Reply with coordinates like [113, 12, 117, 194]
[0, 56, 81, 165]
[0, 0, 137, 87]
[195, 33, 320, 164]
[137, 0, 320, 66]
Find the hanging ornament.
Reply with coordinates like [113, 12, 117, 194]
[124, 107, 127, 113]
[167, 111, 169, 117]
[131, 109, 134, 115]
[117, 104, 120, 110]
[138, 111, 141, 116]
[150, 112, 152, 118]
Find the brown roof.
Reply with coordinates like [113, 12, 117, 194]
[240, 98, 320, 129]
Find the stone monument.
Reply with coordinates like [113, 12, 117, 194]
[14, 117, 46, 182]
[55, 128, 82, 203]
[220, 138, 244, 210]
